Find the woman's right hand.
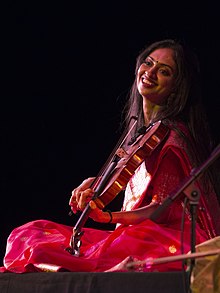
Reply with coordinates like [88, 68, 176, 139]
[69, 177, 95, 213]
[69, 176, 112, 224]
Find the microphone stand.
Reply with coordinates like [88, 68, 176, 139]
[150, 144, 220, 280]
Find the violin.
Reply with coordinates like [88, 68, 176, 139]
[67, 120, 170, 256]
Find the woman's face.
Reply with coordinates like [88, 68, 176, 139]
[137, 48, 177, 105]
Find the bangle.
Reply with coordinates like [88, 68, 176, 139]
[106, 210, 112, 224]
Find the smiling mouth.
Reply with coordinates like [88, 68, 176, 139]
[142, 77, 156, 87]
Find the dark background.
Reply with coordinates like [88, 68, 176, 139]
[1, 2, 220, 265]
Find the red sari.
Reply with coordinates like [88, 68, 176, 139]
[1, 121, 220, 273]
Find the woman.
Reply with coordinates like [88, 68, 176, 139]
[1, 39, 220, 273]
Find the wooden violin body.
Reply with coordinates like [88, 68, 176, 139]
[93, 120, 170, 209]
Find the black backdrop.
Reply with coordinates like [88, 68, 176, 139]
[1, 2, 220, 266]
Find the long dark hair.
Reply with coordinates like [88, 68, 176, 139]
[122, 38, 219, 198]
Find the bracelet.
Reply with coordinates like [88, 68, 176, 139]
[106, 210, 112, 224]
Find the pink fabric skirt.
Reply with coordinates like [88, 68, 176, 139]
[1, 219, 208, 273]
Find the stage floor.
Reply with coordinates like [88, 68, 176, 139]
[0, 271, 190, 293]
